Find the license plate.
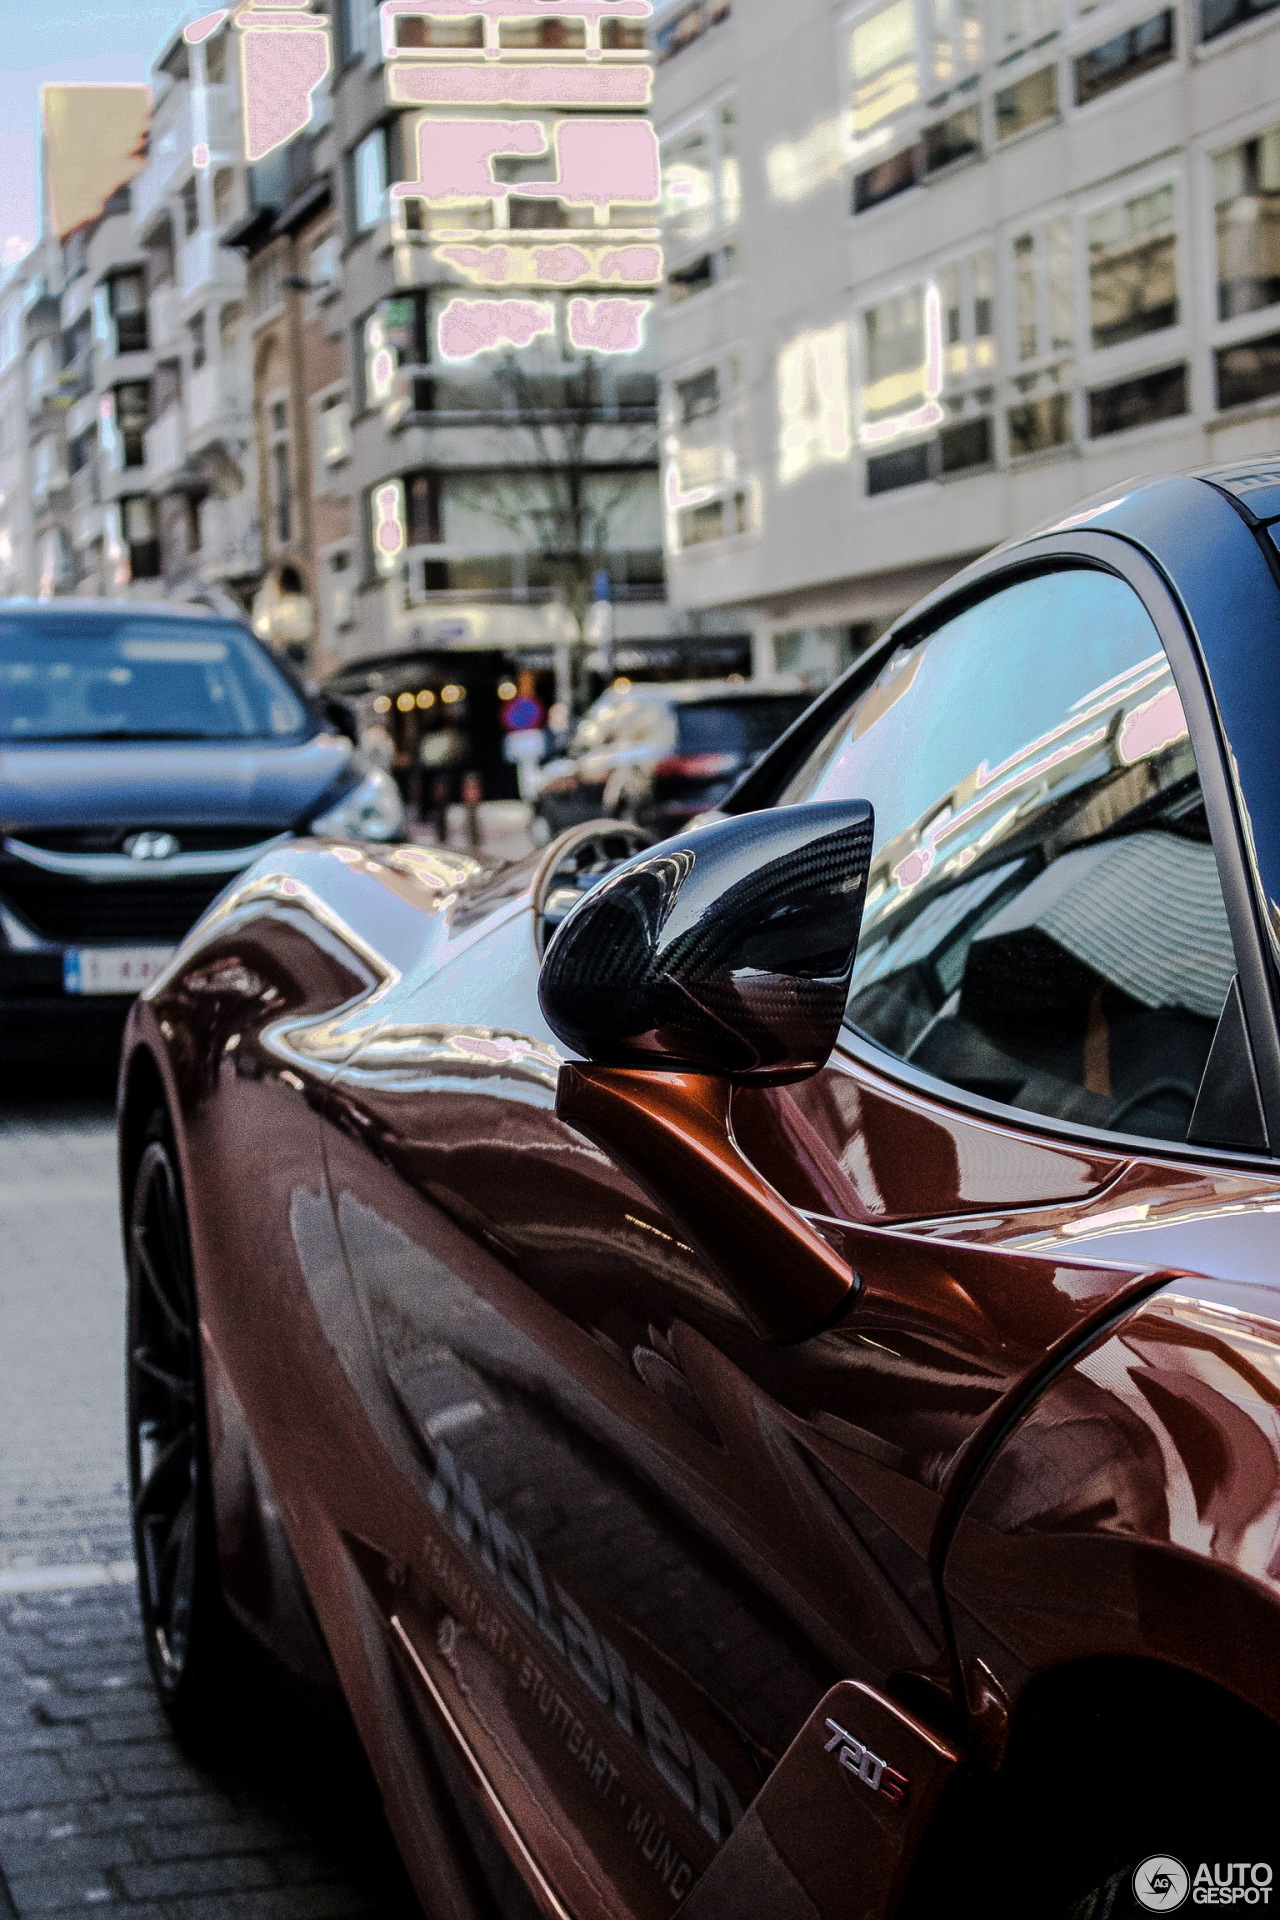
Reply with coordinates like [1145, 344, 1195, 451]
[63, 947, 175, 996]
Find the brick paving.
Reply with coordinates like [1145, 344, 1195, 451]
[0, 1064, 422, 1920]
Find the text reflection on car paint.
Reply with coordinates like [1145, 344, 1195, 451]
[428, 1439, 744, 1869]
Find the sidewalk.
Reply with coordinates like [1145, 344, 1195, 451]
[409, 799, 537, 866]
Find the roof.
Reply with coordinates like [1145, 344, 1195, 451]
[0, 598, 241, 622]
[1191, 455, 1280, 523]
[604, 676, 807, 704]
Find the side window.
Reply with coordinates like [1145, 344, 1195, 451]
[782, 569, 1237, 1143]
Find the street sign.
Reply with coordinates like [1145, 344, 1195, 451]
[501, 694, 544, 732]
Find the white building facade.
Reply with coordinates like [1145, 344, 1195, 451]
[653, 0, 1280, 682]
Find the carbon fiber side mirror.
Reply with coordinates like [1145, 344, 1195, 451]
[538, 802, 874, 1083]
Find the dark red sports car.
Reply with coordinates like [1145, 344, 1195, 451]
[120, 466, 1280, 1919]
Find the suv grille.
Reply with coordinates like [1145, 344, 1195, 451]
[15, 825, 276, 855]
[0, 868, 230, 944]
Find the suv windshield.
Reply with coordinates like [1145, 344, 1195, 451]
[0, 615, 310, 743]
[677, 696, 810, 757]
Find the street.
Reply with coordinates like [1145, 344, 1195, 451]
[0, 1063, 422, 1920]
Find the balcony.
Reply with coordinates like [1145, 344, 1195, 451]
[180, 230, 214, 300]
[199, 495, 261, 581]
[134, 94, 192, 227]
[203, 84, 238, 159]
[70, 464, 100, 518]
[186, 363, 249, 448]
[150, 282, 180, 352]
[143, 405, 185, 485]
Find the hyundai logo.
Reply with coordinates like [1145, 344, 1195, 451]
[124, 831, 180, 862]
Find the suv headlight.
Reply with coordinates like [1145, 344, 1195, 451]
[310, 768, 406, 842]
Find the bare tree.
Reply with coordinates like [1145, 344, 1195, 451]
[447, 350, 658, 711]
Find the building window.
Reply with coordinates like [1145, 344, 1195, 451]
[115, 382, 150, 467]
[866, 441, 931, 494]
[1013, 220, 1073, 363]
[854, 146, 919, 213]
[342, 0, 382, 63]
[352, 127, 389, 234]
[1213, 128, 1280, 321]
[122, 496, 160, 578]
[994, 64, 1058, 141]
[850, 0, 919, 134]
[188, 311, 206, 372]
[1007, 386, 1073, 455]
[406, 470, 441, 546]
[922, 104, 981, 175]
[937, 250, 995, 470]
[1075, 11, 1174, 106]
[317, 393, 352, 477]
[654, 0, 732, 64]
[249, 249, 284, 321]
[308, 233, 342, 303]
[213, 167, 235, 227]
[777, 324, 852, 484]
[1201, 0, 1280, 42]
[181, 178, 200, 237]
[110, 272, 147, 354]
[664, 355, 753, 551]
[1088, 362, 1187, 435]
[661, 103, 739, 252]
[992, 0, 1059, 53]
[1006, 218, 1075, 456]
[267, 396, 292, 544]
[205, 29, 227, 84]
[860, 285, 935, 440]
[1216, 331, 1280, 408]
[1088, 185, 1178, 350]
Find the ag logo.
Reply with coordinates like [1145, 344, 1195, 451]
[1133, 1856, 1190, 1911]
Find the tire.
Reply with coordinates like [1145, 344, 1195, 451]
[126, 1110, 249, 1742]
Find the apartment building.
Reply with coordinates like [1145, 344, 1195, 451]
[324, 0, 735, 721]
[225, 108, 352, 674]
[129, 22, 260, 610]
[0, 245, 51, 598]
[653, 0, 1280, 684]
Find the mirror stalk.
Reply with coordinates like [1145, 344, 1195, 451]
[557, 1062, 857, 1343]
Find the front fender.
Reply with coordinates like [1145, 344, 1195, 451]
[943, 1275, 1280, 1759]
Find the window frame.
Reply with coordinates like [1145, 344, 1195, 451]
[657, 92, 742, 307]
[1075, 163, 1190, 405]
[661, 344, 757, 555]
[728, 533, 1280, 1163]
[1201, 109, 1280, 416]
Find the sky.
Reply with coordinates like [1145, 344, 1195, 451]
[0, 0, 197, 263]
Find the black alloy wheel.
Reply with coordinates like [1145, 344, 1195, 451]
[126, 1115, 240, 1735]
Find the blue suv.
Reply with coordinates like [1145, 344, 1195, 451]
[0, 600, 403, 1060]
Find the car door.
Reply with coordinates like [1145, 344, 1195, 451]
[317, 554, 1274, 1920]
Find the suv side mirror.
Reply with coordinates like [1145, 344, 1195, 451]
[538, 801, 873, 1085]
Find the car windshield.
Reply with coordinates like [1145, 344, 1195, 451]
[677, 696, 810, 757]
[0, 615, 310, 743]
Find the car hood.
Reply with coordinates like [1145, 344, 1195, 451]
[0, 733, 354, 831]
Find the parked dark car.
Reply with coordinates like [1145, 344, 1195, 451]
[533, 676, 812, 836]
[0, 600, 402, 1059]
[121, 466, 1280, 1920]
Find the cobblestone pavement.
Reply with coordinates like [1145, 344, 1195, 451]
[0, 1063, 422, 1920]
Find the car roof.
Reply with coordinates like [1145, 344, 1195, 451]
[0, 598, 239, 622]
[601, 676, 807, 706]
[1187, 455, 1280, 522]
